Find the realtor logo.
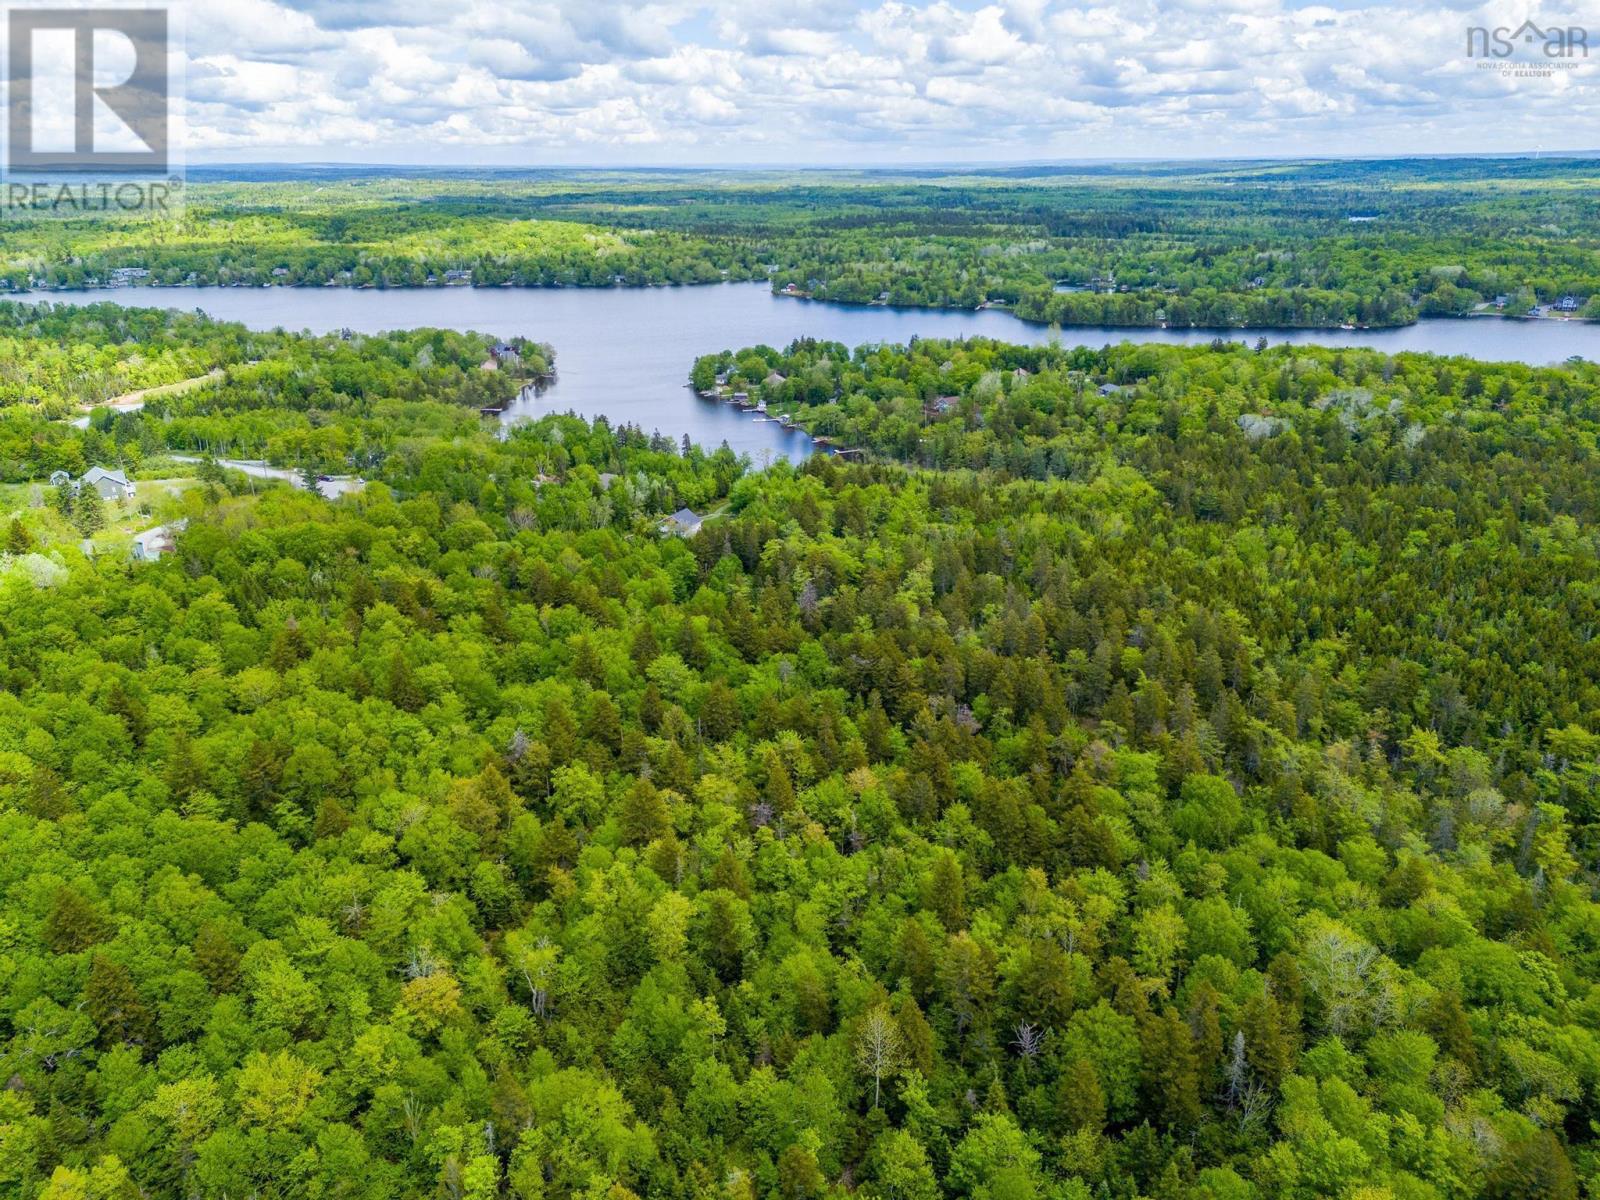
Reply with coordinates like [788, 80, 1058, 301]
[1467, 19, 1589, 65]
[7, 8, 169, 172]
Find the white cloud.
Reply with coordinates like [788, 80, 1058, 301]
[154, 0, 1600, 163]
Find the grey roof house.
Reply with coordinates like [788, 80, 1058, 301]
[56, 467, 135, 501]
[81, 467, 135, 501]
[662, 507, 703, 536]
[131, 519, 187, 562]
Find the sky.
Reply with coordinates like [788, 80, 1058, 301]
[65, 0, 1600, 164]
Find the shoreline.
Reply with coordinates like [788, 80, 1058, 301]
[11, 279, 1595, 335]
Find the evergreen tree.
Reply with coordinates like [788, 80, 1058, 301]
[74, 482, 106, 535]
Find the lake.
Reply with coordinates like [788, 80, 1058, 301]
[38, 282, 1600, 461]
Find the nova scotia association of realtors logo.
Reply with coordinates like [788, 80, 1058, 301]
[3, 6, 182, 214]
[1468, 18, 1590, 76]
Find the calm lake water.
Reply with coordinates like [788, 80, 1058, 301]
[41, 282, 1600, 462]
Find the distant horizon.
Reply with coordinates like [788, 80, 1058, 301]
[178, 149, 1600, 174]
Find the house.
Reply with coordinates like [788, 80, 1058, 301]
[926, 395, 959, 417]
[662, 507, 702, 536]
[57, 466, 135, 501]
[491, 341, 520, 363]
[271, 266, 290, 278]
[130, 519, 186, 561]
[82, 466, 134, 500]
[1492, 295, 1509, 309]
[107, 266, 149, 286]
[1012, 368, 1030, 380]
[763, 372, 786, 388]
[1556, 295, 1582, 313]
[1097, 383, 1125, 397]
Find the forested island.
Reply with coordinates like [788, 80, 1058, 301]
[0, 298, 1595, 1199]
[6, 158, 1600, 330]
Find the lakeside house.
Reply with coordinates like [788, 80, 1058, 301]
[1556, 295, 1582, 313]
[662, 508, 703, 536]
[51, 466, 135, 502]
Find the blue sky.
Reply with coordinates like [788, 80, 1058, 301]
[154, 0, 1599, 164]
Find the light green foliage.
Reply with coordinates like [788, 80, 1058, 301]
[0, 305, 1596, 1200]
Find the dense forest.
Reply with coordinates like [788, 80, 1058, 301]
[6, 159, 1600, 328]
[0, 300, 553, 477]
[0, 301, 1594, 1200]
